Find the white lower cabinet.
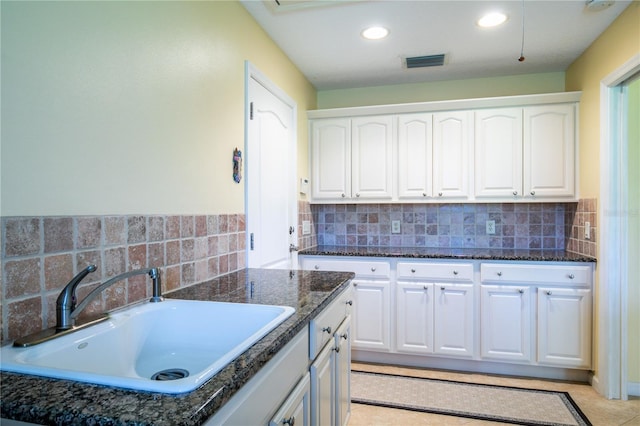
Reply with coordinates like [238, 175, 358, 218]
[352, 279, 391, 351]
[433, 283, 475, 357]
[309, 285, 353, 426]
[537, 287, 592, 368]
[480, 285, 532, 363]
[270, 373, 311, 426]
[396, 282, 434, 354]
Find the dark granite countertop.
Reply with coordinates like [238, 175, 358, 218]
[299, 246, 596, 262]
[0, 268, 354, 426]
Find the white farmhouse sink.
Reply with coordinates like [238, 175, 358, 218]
[0, 299, 295, 393]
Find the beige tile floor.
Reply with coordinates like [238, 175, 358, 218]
[349, 362, 640, 426]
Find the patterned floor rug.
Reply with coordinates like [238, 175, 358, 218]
[351, 370, 592, 426]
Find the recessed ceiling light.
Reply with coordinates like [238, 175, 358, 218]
[361, 26, 389, 40]
[477, 12, 508, 28]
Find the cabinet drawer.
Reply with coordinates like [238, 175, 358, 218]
[310, 286, 352, 360]
[397, 262, 474, 282]
[481, 263, 591, 286]
[305, 258, 391, 279]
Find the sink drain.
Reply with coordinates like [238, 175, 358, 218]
[151, 368, 189, 381]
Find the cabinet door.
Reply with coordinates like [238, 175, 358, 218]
[396, 282, 434, 354]
[474, 108, 523, 198]
[480, 285, 532, 363]
[398, 113, 433, 199]
[352, 280, 391, 351]
[433, 283, 474, 357]
[310, 341, 335, 426]
[433, 111, 472, 199]
[334, 317, 351, 426]
[537, 287, 591, 368]
[351, 116, 394, 199]
[524, 104, 575, 198]
[270, 373, 311, 426]
[311, 118, 351, 200]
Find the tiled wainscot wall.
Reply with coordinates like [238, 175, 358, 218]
[1, 214, 246, 342]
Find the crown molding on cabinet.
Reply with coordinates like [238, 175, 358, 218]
[308, 92, 582, 119]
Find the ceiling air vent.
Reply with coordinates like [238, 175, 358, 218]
[406, 54, 446, 69]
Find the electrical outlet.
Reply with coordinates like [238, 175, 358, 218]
[585, 221, 591, 240]
[486, 220, 496, 235]
[302, 220, 311, 235]
[391, 220, 401, 234]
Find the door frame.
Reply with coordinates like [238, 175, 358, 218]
[598, 52, 640, 399]
[244, 61, 298, 268]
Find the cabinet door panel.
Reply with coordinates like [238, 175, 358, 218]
[433, 111, 471, 199]
[481, 285, 532, 363]
[524, 105, 575, 198]
[310, 342, 335, 426]
[352, 280, 391, 351]
[537, 287, 591, 368]
[311, 119, 351, 199]
[398, 113, 433, 199]
[475, 108, 523, 198]
[351, 116, 394, 199]
[434, 284, 474, 357]
[396, 282, 434, 354]
[335, 317, 351, 426]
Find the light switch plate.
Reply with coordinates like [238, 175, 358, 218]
[585, 221, 591, 240]
[391, 220, 401, 234]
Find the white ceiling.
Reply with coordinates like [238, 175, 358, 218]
[240, 0, 633, 90]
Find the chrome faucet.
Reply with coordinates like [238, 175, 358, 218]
[56, 266, 163, 331]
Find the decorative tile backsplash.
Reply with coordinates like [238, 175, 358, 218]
[313, 203, 571, 250]
[565, 198, 598, 258]
[1, 214, 246, 342]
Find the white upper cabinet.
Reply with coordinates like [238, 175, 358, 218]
[351, 116, 394, 200]
[474, 108, 523, 198]
[398, 113, 433, 199]
[308, 92, 580, 203]
[433, 111, 472, 200]
[310, 116, 393, 201]
[311, 118, 351, 200]
[524, 104, 576, 199]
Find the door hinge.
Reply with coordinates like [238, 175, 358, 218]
[250, 102, 254, 120]
[250, 233, 254, 250]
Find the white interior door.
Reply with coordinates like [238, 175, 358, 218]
[246, 63, 297, 269]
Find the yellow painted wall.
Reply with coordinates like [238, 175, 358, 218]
[565, 2, 640, 385]
[0, 1, 315, 216]
[317, 72, 566, 109]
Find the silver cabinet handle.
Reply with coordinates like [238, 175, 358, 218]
[333, 346, 340, 353]
[497, 271, 503, 277]
[353, 283, 358, 287]
[423, 285, 429, 290]
[341, 333, 348, 340]
[341, 193, 346, 198]
[546, 290, 552, 295]
[530, 190, 536, 196]
[314, 265, 320, 270]
[371, 267, 376, 272]
[322, 326, 332, 334]
[513, 191, 518, 196]
[283, 416, 295, 426]
[568, 273, 575, 279]
[440, 286, 445, 291]
[346, 300, 353, 306]
[356, 193, 361, 197]
[411, 268, 416, 273]
[518, 289, 524, 294]
[438, 192, 443, 197]
[453, 270, 459, 275]
[422, 193, 427, 197]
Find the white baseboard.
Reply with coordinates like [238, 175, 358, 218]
[629, 381, 640, 397]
